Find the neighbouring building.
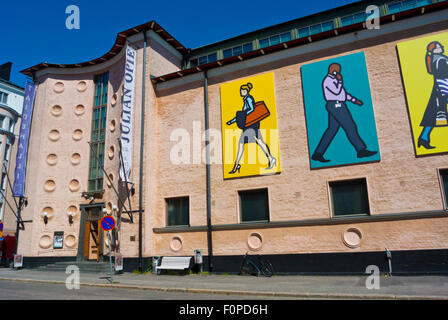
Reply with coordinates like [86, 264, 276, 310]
[0, 62, 23, 237]
[18, 0, 448, 274]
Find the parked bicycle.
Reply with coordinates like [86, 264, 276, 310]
[239, 252, 274, 277]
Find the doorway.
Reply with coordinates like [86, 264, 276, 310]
[77, 204, 104, 262]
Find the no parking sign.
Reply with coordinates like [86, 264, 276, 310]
[100, 216, 116, 232]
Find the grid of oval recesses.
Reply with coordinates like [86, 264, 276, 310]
[108, 145, 115, 160]
[69, 179, 80, 192]
[74, 104, 85, 116]
[46, 154, 57, 166]
[71, 153, 81, 165]
[44, 180, 56, 192]
[39, 235, 52, 249]
[53, 82, 64, 93]
[48, 130, 60, 141]
[72, 129, 83, 141]
[51, 105, 62, 116]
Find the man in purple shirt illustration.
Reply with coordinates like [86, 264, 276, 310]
[312, 63, 377, 163]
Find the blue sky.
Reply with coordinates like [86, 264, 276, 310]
[0, 0, 358, 87]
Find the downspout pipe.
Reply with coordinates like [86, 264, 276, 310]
[204, 70, 214, 273]
[138, 30, 147, 272]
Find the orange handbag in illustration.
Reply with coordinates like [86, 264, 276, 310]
[245, 101, 270, 127]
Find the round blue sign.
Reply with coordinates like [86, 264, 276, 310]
[100, 216, 115, 231]
[0, 223, 3, 232]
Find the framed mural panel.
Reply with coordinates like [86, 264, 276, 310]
[301, 51, 380, 169]
[220, 72, 281, 179]
[397, 31, 448, 156]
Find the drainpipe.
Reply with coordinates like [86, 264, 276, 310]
[204, 70, 214, 273]
[138, 30, 147, 272]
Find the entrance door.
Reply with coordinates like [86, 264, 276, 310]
[79, 206, 103, 262]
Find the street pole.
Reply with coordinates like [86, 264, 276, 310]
[109, 231, 113, 283]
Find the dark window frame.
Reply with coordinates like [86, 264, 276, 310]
[165, 196, 190, 227]
[329, 178, 371, 217]
[238, 188, 270, 223]
[88, 72, 109, 192]
[439, 169, 448, 210]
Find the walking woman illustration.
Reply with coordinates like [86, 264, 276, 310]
[417, 41, 448, 149]
[226, 82, 277, 174]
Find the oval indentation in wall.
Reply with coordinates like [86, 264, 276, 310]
[342, 228, 363, 249]
[77, 81, 87, 92]
[111, 93, 117, 106]
[247, 232, 263, 251]
[74, 104, 85, 116]
[65, 235, 76, 248]
[106, 173, 114, 188]
[110, 119, 116, 132]
[46, 154, 58, 166]
[170, 236, 183, 252]
[71, 153, 81, 165]
[72, 129, 83, 141]
[39, 235, 52, 249]
[51, 105, 62, 116]
[48, 130, 60, 141]
[108, 146, 115, 159]
[53, 82, 64, 93]
[42, 207, 54, 218]
[69, 179, 80, 192]
[68, 205, 78, 215]
[44, 180, 56, 192]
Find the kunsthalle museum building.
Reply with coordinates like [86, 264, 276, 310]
[13, 0, 448, 274]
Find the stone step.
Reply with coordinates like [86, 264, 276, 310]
[34, 261, 113, 274]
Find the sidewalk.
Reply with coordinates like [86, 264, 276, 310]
[0, 268, 447, 299]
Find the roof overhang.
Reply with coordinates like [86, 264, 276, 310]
[21, 20, 188, 78]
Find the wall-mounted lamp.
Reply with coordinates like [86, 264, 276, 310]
[102, 208, 107, 215]
[43, 211, 48, 225]
[67, 211, 73, 225]
[112, 204, 117, 212]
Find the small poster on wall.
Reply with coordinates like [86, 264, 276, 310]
[13, 254, 23, 268]
[53, 231, 64, 249]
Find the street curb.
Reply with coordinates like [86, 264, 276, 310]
[0, 277, 446, 300]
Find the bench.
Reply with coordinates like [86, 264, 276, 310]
[156, 256, 193, 275]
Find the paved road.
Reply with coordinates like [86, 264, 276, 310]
[0, 279, 296, 300]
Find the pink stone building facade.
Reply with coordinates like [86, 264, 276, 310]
[14, 1, 448, 273]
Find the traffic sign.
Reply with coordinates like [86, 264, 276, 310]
[100, 216, 116, 232]
[0, 223, 3, 232]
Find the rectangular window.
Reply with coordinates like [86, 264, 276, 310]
[223, 48, 233, 59]
[330, 179, 370, 217]
[322, 21, 335, 32]
[298, 27, 310, 38]
[166, 197, 189, 227]
[310, 24, 322, 35]
[198, 55, 208, 65]
[260, 32, 291, 48]
[388, 2, 403, 14]
[239, 189, 269, 223]
[88, 72, 109, 192]
[0, 116, 4, 129]
[189, 58, 198, 68]
[440, 169, 448, 207]
[259, 38, 270, 48]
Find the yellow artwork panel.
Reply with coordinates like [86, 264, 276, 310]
[220, 72, 281, 179]
[397, 31, 448, 156]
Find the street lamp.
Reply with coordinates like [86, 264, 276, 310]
[67, 211, 73, 225]
[43, 211, 48, 225]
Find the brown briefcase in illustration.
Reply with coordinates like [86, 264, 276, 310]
[245, 101, 270, 127]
